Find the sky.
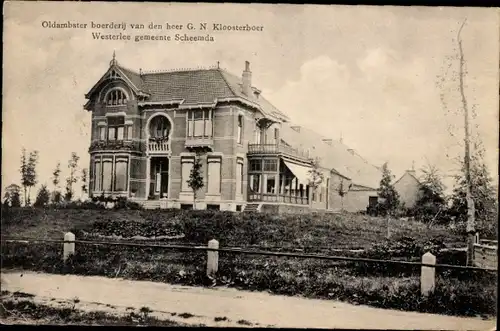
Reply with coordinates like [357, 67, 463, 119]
[2, 2, 499, 199]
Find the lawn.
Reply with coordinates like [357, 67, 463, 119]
[1, 207, 467, 251]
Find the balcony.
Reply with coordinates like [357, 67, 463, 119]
[89, 140, 144, 153]
[247, 143, 311, 162]
[148, 138, 171, 155]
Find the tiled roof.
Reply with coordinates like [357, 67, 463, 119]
[115, 64, 289, 120]
[280, 124, 382, 190]
[108, 62, 377, 188]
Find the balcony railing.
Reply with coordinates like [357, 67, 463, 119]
[89, 140, 144, 153]
[148, 139, 170, 154]
[247, 143, 311, 161]
[248, 193, 309, 205]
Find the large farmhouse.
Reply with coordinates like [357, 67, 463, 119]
[84, 55, 382, 212]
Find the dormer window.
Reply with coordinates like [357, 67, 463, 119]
[105, 88, 128, 106]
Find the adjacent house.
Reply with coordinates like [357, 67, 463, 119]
[84, 55, 382, 212]
[394, 169, 422, 209]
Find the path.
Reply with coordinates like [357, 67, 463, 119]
[1, 271, 496, 329]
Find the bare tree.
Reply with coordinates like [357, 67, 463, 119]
[307, 157, 324, 205]
[437, 18, 476, 265]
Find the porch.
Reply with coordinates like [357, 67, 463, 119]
[247, 157, 312, 206]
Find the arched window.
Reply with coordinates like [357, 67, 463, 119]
[105, 88, 128, 106]
[149, 116, 171, 139]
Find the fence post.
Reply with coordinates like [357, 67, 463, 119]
[63, 232, 75, 262]
[207, 239, 219, 277]
[421, 252, 436, 297]
[474, 232, 479, 244]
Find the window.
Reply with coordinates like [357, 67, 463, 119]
[114, 158, 128, 191]
[149, 116, 170, 139]
[102, 159, 113, 191]
[249, 174, 261, 193]
[108, 117, 125, 141]
[187, 110, 212, 138]
[265, 175, 276, 194]
[105, 88, 127, 106]
[181, 159, 194, 192]
[93, 160, 102, 191]
[207, 159, 221, 194]
[99, 127, 106, 141]
[237, 115, 243, 144]
[236, 161, 243, 195]
[93, 156, 129, 192]
[126, 126, 133, 140]
[249, 159, 261, 172]
[263, 159, 278, 172]
[274, 128, 279, 140]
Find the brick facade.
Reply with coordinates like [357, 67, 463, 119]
[85, 57, 381, 212]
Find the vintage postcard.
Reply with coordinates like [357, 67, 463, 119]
[1, 1, 498, 329]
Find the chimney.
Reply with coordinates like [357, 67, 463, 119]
[242, 61, 252, 96]
[322, 139, 333, 146]
[291, 125, 301, 133]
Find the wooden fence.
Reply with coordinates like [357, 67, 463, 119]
[2, 233, 497, 299]
[473, 235, 498, 270]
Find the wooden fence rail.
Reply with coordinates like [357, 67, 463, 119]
[1, 234, 497, 298]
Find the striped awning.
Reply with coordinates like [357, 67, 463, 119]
[283, 160, 311, 186]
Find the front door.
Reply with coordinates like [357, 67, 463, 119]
[150, 157, 169, 199]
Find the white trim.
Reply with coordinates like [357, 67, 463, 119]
[106, 111, 127, 117]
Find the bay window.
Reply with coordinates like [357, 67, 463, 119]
[92, 155, 129, 193]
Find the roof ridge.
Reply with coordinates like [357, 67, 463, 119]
[141, 65, 219, 75]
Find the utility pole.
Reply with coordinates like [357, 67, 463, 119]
[457, 18, 476, 266]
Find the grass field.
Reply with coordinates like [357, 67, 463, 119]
[1, 207, 467, 250]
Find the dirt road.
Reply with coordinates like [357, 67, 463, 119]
[1, 271, 495, 329]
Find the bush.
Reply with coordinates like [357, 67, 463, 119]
[34, 185, 51, 207]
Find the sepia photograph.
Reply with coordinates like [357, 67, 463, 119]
[1, 1, 498, 329]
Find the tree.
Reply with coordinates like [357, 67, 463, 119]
[436, 18, 482, 265]
[81, 168, 88, 198]
[412, 163, 447, 224]
[34, 184, 51, 207]
[20, 148, 39, 206]
[65, 152, 80, 201]
[376, 162, 400, 217]
[52, 162, 62, 203]
[186, 155, 204, 209]
[3, 184, 22, 207]
[337, 178, 350, 210]
[449, 141, 497, 236]
[307, 157, 324, 204]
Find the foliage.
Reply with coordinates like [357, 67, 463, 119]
[3, 184, 22, 208]
[65, 152, 80, 201]
[34, 184, 51, 207]
[307, 157, 325, 202]
[52, 162, 62, 203]
[448, 142, 497, 233]
[337, 178, 351, 210]
[410, 163, 448, 224]
[375, 162, 400, 216]
[20, 148, 39, 206]
[81, 168, 88, 196]
[186, 155, 204, 208]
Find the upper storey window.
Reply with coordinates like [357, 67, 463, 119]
[105, 88, 128, 106]
[187, 109, 213, 138]
[149, 116, 171, 139]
